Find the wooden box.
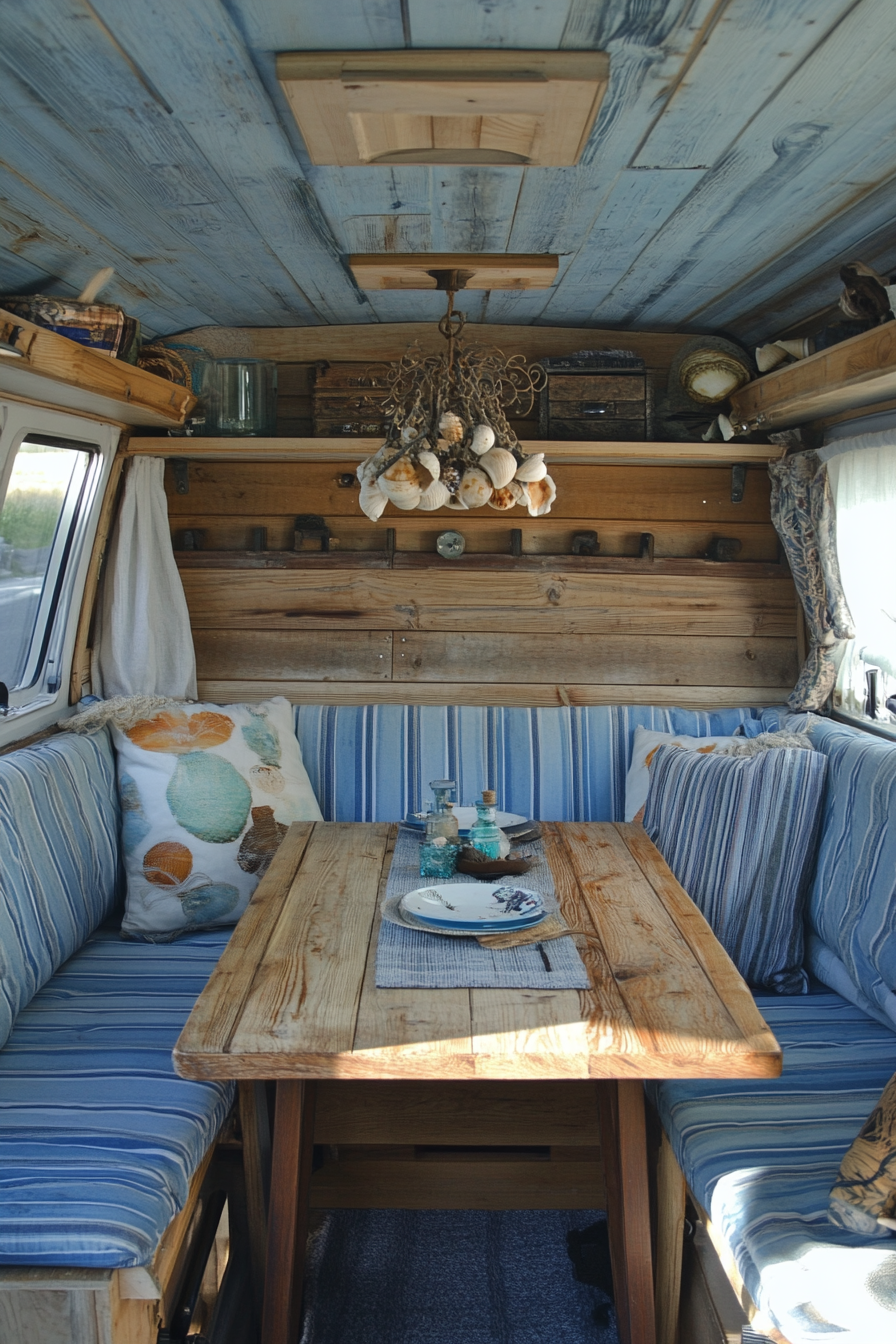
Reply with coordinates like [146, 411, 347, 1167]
[539, 356, 651, 441]
[312, 362, 392, 437]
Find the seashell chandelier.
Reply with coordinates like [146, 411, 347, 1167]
[357, 284, 555, 521]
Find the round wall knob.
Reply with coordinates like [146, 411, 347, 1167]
[436, 529, 465, 559]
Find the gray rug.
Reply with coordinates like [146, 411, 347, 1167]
[299, 1209, 618, 1344]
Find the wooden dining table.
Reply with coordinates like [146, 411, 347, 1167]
[174, 820, 781, 1344]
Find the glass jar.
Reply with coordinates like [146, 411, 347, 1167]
[420, 836, 457, 879]
[425, 779, 460, 844]
[207, 358, 277, 436]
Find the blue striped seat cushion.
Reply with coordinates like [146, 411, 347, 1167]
[643, 745, 828, 993]
[0, 927, 232, 1266]
[649, 994, 896, 1344]
[804, 720, 896, 1030]
[0, 731, 121, 1050]
[294, 704, 784, 823]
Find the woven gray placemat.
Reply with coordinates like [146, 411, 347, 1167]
[375, 827, 591, 989]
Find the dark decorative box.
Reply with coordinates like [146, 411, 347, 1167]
[538, 349, 651, 441]
[312, 362, 392, 437]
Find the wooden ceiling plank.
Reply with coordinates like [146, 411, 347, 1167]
[405, 0, 574, 49]
[599, 5, 896, 327]
[349, 253, 558, 291]
[83, 0, 372, 324]
[524, 167, 705, 327]
[632, 0, 857, 171]
[228, 0, 406, 50]
[0, 78, 272, 331]
[0, 1, 324, 330]
[495, 0, 721, 330]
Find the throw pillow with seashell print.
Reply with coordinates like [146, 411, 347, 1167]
[112, 696, 322, 941]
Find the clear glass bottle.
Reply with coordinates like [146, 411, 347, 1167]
[469, 789, 502, 860]
[425, 779, 460, 843]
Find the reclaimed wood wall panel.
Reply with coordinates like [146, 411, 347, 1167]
[169, 450, 797, 707]
[181, 571, 797, 639]
[165, 462, 773, 524]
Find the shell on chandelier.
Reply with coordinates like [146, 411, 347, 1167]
[479, 446, 517, 490]
[458, 466, 494, 509]
[514, 452, 547, 483]
[525, 474, 557, 517]
[470, 424, 495, 455]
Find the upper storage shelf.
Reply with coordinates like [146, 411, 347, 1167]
[729, 322, 896, 434]
[0, 307, 196, 427]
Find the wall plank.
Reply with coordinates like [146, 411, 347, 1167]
[165, 462, 772, 524]
[391, 632, 798, 688]
[193, 630, 392, 681]
[181, 570, 797, 638]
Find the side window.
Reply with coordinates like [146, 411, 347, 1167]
[0, 437, 94, 696]
[0, 404, 116, 739]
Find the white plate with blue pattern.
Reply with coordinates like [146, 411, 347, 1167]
[400, 883, 546, 931]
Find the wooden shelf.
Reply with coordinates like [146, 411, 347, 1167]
[131, 435, 777, 466]
[0, 306, 196, 427]
[729, 322, 896, 433]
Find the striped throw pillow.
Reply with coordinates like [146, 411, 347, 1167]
[643, 745, 828, 993]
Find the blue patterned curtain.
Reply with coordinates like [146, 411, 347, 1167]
[768, 450, 854, 711]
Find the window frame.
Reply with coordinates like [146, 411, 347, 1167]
[0, 401, 119, 746]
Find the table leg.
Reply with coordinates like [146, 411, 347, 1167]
[261, 1080, 317, 1344]
[597, 1079, 656, 1344]
[239, 1081, 272, 1330]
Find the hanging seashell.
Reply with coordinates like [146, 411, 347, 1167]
[514, 453, 547, 483]
[439, 411, 465, 444]
[418, 479, 451, 511]
[380, 455, 424, 510]
[416, 449, 441, 481]
[444, 495, 469, 511]
[357, 442, 393, 485]
[458, 466, 494, 509]
[488, 480, 525, 511]
[470, 424, 495, 455]
[525, 474, 557, 518]
[401, 424, 421, 444]
[359, 479, 388, 521]
[479, 446, 517, 490]
[440, 461, 462, 495]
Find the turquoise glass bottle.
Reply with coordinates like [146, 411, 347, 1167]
[469, 789, 502, 860]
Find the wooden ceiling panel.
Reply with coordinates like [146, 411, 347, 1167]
[0, 1, 892, 342]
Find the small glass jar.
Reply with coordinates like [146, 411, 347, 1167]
[419, 836, 457, 879]
[469, 789, 502, 860]
[207, 358, 278, 436]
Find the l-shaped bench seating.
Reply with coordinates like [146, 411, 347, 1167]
[0, 704, 894, 1342]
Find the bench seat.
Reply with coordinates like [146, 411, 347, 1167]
[0, 926, 232, 1267]
[649, 991, 896, 1343]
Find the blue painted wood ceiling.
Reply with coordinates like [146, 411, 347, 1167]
[1, 0, 895, 343]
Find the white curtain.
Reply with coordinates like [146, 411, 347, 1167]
[820, 431, 896, 717]
[94, 456, 197, 699]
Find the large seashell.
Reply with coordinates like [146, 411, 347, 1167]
[143, 840, 193, 887]
[444, 495, 469, 511]
[458, 466, 494, 509]
[359, 479, 388, 521]
[488, 480, 525, 511]
[439, 411, 464, 444]
[470, 424, 495, 455]
[525, 474, 557, 518]
[514, 453, 547, 483]
[479, 446, 517, 490]
[418, 479, 451, 511]
[416, 449, 441, 481]
[167, 752, 251, 843]
[380, 455, 423, 510]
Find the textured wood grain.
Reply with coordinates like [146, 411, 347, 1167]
[195, 680, 794, 709]
[163, 460, 772, 523]
[193, 629, 392, 681]
[309, 1158, 606, 1209]
[392, 631, 798, 688]
[175, 821, 781, 1084]
[227, 824, 389, 1059]
[181, 569, 797, 637]
[313, 1081, 601, 1145]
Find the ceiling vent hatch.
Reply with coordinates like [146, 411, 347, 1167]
[276, 50, 609, 168]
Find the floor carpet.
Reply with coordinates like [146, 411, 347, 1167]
[299, 1209, 618, 1344]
